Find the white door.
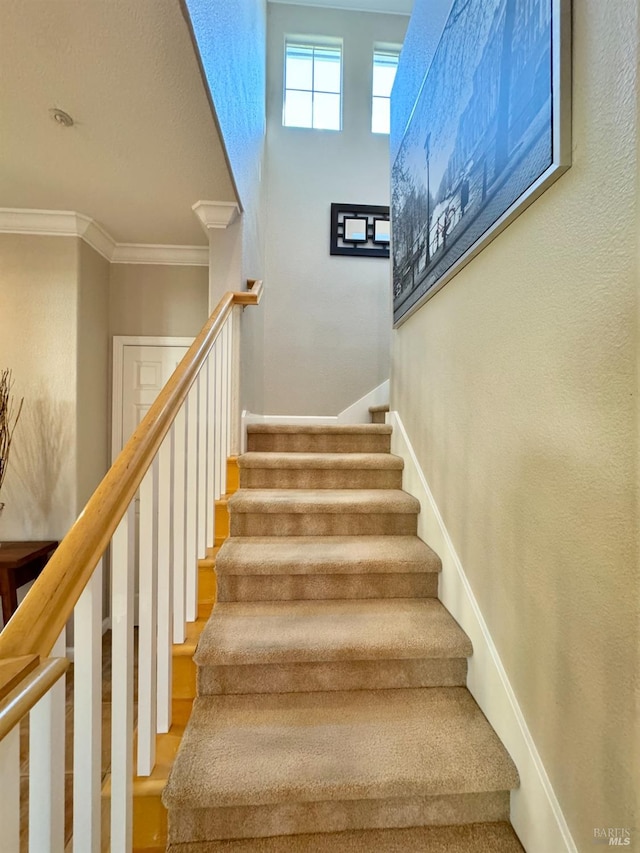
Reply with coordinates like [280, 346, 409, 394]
[112, 337, 193, 622]
[114, 339, 193, 458]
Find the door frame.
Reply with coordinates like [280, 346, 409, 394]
[111, 335, 195, 462]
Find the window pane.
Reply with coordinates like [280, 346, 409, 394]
[313, 48, 341, 93]
[373, 52, 398, 97]
[372, 95, 390, 134]
[313, 92, 340, 130]
[284, 89, 313, 128]
[283, 38, 342, 131]
[286, 45, 313, 90]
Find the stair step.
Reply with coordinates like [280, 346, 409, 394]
[162, 687, 519, 843]
[195, 599, 471, 694]
[165, 821, 524, 852]
[369, 403, 390, 425]
[216, 535, 440, 601]
[239, 452, 403, 490]
[228, 489, 419, 537]
[246, 424, 392, 454]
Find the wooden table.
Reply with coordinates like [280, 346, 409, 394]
[0, 541, 58, 625]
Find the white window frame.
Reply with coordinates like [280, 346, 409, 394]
[372, 45, 401, 135]
[283, 36, 343, 131]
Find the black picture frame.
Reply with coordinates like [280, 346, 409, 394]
[330, 203, 390, 258]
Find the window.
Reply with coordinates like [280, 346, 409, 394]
[283, 40, 342, 131]
[372, 48, 400, 134]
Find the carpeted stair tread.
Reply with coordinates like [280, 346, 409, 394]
[228, 489, 419, 514]
[194, 599, 472, 666]
[238, 453, 404, 489]
[246, 424, 392, 435]
[162, 687, 519, 810]
[239, 452, 403, 470]
[246, 424, 392, 454]
[215, 535, 440, 576]
[166, 821, 524, 852]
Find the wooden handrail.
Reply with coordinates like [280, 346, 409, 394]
[0, 654, 39, 702]
[0, 281, 263, 662]
[0, 657, 69, 741]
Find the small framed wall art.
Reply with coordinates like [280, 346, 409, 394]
[330, 203, 390, 258]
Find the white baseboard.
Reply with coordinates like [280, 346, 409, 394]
[243, 413, 338, 426]
[337, 380, 389, 424]
[388, 410, 576, 853]
[65, 617, 112, 659]
[241, 380, 391, 444]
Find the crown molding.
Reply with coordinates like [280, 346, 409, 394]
[79, 215, 117, 261]
[111, 243, 209, 266]
[192, 201, 240, 235]
[0, 208, 208, 266]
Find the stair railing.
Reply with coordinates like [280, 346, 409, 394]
[0, 279, 263, 853]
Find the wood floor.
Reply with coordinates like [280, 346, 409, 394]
[19, 630, 131, 853]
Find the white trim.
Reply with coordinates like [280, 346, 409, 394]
[81, 216, 117, 260]
[111, 243, 208, 266]
[242, 411, 339, 428]
[111, 335, 195, 462]
[240, 381, 391, 439]
[388, 409, 577, 853]
[192, 200, 240, 234]
[0, 208, 208, 266]
[337, 379, 389, 424]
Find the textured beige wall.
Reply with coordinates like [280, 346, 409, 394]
[263, 5, 407, 416]
[0, 234, 78, 540]
[391, 2, 638, 848]
[109, 264, 208, 337]
[77, 241, 110, 509]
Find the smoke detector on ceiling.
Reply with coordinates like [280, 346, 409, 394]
[49, 108, 74, 127]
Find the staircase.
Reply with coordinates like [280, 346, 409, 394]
[163, 424, 523, 852]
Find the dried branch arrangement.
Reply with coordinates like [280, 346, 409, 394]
[0, 369, 24, 495]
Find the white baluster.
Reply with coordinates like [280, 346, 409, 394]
[137, 459, 158, 777]
[214, 337, 223, 501]
[185, 386, 199, 622]
[73, 566, 103, 853]
[29, 631, 66, 853]
[206, 347, 217, 548]
[0, 725, 20, 853]
[197, 365, 208, 560]
[230, 304, 242, 456]
[172, 407, 187, 645]
[221, 321, 230, 496]
[157, 431, 173, 734]
[225, 317, 234, 477]
[110, 508, 134, 853]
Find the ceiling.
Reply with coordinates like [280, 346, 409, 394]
[268, 0, 413, 14]
[0, 0, 235, 246]
[0, 0, 413, 248]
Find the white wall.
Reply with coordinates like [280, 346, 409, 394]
[262, 4, 407, 416]
[184, 0, 268, 414]
[391, 1, 639, 849]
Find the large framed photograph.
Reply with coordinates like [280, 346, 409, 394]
[392, 0, 571, 325]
